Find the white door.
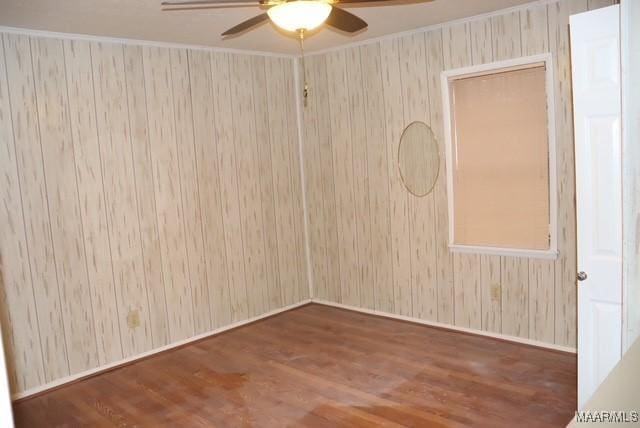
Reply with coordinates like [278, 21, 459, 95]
[570, 5, 622, 409]
[0, 326, 14, 426]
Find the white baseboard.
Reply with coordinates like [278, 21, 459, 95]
[312, 299, 577, 354]
[12, 297, 574, 400]
[11, 299, 312, 401]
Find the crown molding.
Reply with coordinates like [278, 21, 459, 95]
[0, 25, 298, 58]
[304, 0, 561, 57]
[3, 0, 562, 58]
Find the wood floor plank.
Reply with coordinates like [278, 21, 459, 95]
[13, 304, 577, 428]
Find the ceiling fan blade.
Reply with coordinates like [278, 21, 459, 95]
[222, 13, 270, 36]
[163, 0, 257, 5]
[162, 0, 258, 10]
[337, 0, 433, 4]
[325, 7, 367, 33]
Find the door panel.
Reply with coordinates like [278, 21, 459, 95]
[570, 4, 622, 409]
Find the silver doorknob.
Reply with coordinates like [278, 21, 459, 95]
[577, 271, 588, 281]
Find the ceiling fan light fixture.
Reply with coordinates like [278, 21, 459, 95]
[267, 0, 332, 32]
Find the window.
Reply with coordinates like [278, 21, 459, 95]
[441, 54, 557, 258]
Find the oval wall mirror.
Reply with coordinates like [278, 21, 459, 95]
[398, 121, 440, 197]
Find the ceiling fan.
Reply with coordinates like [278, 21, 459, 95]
[161, 0, 431, 106]
[161, 0, 412, 38]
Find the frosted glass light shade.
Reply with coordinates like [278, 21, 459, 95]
[267, 1, 332, 32]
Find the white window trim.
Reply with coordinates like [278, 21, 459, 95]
[441, 53, 559, 259]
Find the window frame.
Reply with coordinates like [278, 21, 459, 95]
[441, 53, 558, 259]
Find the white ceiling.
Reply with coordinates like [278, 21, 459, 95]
[0, 0, 534, 54]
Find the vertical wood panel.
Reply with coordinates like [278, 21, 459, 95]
[325, 50, 360, 307]
[142, 46, 195, 341]
[528, 259, 555, 341]
[380, 39, 412, 317]
[470, 19, 493, 65]
[229, 54, 268, 318]
[520, 5, 549, 55]
[480, 254, 502, 333]
[188, 49, 232, 328]
[452, 252, 482, 329]
[311, 55, 342, 304]
[32, 37, 99, 373]
[491, 11, 523, 61]
[425, 29, 454, 325]
[361, 43, 394, 313]
[251, 56, 282, 312]
[3, 34, 69, 382]
[63, 39, 122, 365]
[400, 33, 438, 320]
[265, 57, 298, 307]
[501, 258, 529, 338]
[302, 55, 329, 301]
[442, 23, 482, 329]
[170, 48, 212, 334]
[0, 34, 45, 391]
[91, 41, 153, 357]
[210, 51, 249, 322]
[283, 60, 310, 302]
[442, 22, 472, 69]
[123, 45, 170, 348]
[346, 46, 371, 309]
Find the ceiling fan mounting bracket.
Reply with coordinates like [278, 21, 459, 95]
[161, 0, 372, 38]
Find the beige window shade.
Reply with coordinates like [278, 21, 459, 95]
[450, 65, 550, 250]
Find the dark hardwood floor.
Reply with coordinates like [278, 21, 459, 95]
[13, 303, 577, 427]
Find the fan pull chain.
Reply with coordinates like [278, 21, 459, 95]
[298, 30, 309, 108]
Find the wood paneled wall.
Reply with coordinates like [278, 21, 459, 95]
[0, 0, 618, 396]
[0, 33, 308, 394]
[302, 0, 616, 348]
